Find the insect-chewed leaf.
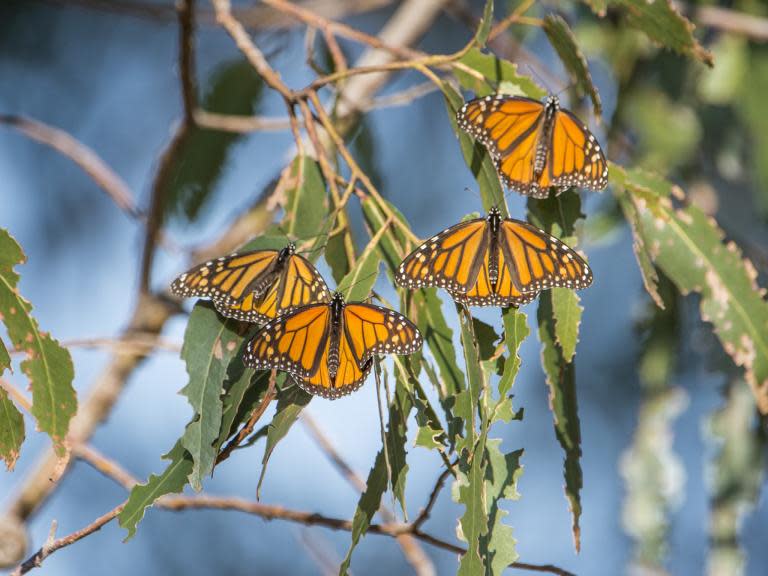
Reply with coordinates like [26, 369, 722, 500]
[552, 287, 583, 363]
[613, 165, 768, 414]
[528, 194, 584, 551]
[179, 302, 240, 491]
[0, 228, 75, 457]
[119, 441, 194, 540]
[456, 48, 545, 99]
[494, 308, 529, 423]
[543, 14, 602, 118]
[456, 430, 489, 576]
[340, 377, 413, 574]
[483, 440, 523, 572]
[613, 0, 713, 67]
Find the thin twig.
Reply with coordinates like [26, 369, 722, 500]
[139, 0, 198, 293]
[0, 115, 140, 219]
[215, 369, 277, 466]
[412, 468, 452, 530]
[193, 109, 291, 133]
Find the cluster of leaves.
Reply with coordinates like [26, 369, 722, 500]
[3, 0, 768, 574]
[0, 229, 76, 469]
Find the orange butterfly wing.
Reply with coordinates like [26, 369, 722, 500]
[294, 335, 372, 399]
[458, 95, 608, 198]
[172, 249, 329, 324]
[395, 218, 488, 293]
[549, 109, 608, 191]
[499, 219, 593, 292]
[343, 304, 423, 363]
[243, 304, 330, 377]
[449, 240, 538, 307]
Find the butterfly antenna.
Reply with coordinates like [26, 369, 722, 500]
[339, 270, 381, 298]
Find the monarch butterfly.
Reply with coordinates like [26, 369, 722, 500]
[395, 208, 592, 307]
[243, 292, 422, 399]
[458, 95, 608, 198]
[171, 243, 329, 324]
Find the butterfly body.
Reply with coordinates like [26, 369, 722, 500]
[171, 243, 329, 324]
[458, 95, 608, 198]
[396, 208, 592, 307]
[244, 292, 422, 399]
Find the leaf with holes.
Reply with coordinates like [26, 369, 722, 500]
[179, 302, 239, 491]
[613, 165, 768, 414]
[543, 14, 602, 117]
[0, 228, 75, 457]
[340, 377, 413, 574]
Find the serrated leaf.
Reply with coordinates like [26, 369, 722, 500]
[543, 14, 602, 118]
[457, 431, 489, 576]
[0, 228, 75, 457]
[551, 287, 583, 363]
[494, 308, 529, 422]
[456, 48, 545, 99]
[256, 383, 312, 498]
[282, 155, 327, 240]
[118, 441, 193, 540]
[179, 302, 238, 491]
[163, 59, 263, 222]
[0, 385, 24, 471]
[537, 292, 583, 551]
[441, 82, 506, 213]
[340, 377, 413, 574]
[483, 440, 523, 572]
[474, 0, 494, 48]
[404, 359, 448, 452]
[612, 0, 713, 67]
[529, 192, 584, 551]
[613, 165, 768, 414]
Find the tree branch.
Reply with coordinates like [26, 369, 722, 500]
[0, 115, 140, 219]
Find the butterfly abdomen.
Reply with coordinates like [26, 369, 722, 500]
[327, 294, 344, 380]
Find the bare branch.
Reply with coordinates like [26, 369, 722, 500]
[193, 110, 291, 133]
[0, 115, 140, 219]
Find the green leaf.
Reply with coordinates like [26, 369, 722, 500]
[581, 0, 608, 17]
[456, 48, 545, 99]
[494, 308, 529, 422]
[0, 228, 75, 457]
[441, 82, 506, 213]
[456, 430, 489, 576]
[360, 196, 413, 279]
[611, 0, 713, 67]
[282, 155, 327, 240]
[618, 192, 664, 308]
[0, 384, 24, 471]
[256, 383, 312, 498]
[613, 165, 768, 414]
[740, 50, 768, 218]
[340, 377, 413, 574]
[473, 0, 494, 48]
[543, 14, 602, 117]
[537, 292, 583, 551]
[471, 317, 499, 361]
[456, 307, 484, 451]
[0, 338, 9, 374]
[163, 59, 263, 222]
[179, 302, 238, 491]
[483, 440, 523, 572]
[324, 227, 352, 284]
[337, 223, 387, 302]
[216, 369, 270, 451]
[119, 441, 193, 540]
[551, 288, 583, 363]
